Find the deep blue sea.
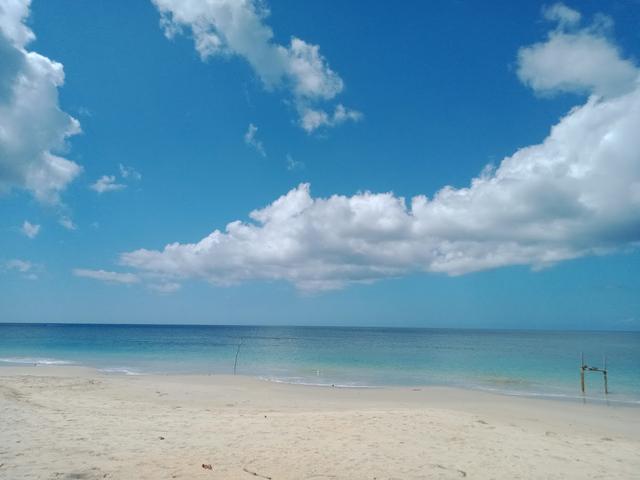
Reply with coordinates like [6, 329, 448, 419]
[1, 324, 638, 404]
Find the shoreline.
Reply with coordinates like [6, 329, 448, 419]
[2, 365, 639, 479]
[2, 362, 637, 408]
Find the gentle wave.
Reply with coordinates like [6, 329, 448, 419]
[472, 385, 640, 406]
[260, 376, 640, 405]
[259, 376, 377, 389]
[0, 357, 75, 365]
[98, 367, 144, 376]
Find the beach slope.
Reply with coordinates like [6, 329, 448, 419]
[1, 367, 639, 479]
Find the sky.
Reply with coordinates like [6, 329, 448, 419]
[1, 0, 639, 329]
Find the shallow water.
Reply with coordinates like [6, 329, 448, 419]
[1, 323, 638, 403]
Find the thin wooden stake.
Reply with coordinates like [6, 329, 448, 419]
[580, 353, 609, 395]
[603, 355, 608, 394]
[580, 352, 585, 394]
[233, 337, 244, 375]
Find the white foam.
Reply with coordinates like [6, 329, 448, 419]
[0, 357, 74, 365]
[98, 367, 143, 376]
[259, 376, 377, 389]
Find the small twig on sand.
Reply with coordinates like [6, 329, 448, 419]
[243, 466, 272, 479]
[432, 464, 466, 478]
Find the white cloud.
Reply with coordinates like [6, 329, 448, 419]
[148, 282, 181, 293]
[0, 0, 82, 203]
[5, 258, 31, 272]
[517, 5, 638, 98]
[58, 216, 76, 230]
[286, 153, 303, 171]
[73, 268, 140, 285]
[20, 219, 39, 238]
[72, 268, 180, 293]
[244, 123, 265, 156]
[118, 163, 142, 181]
[542, 3, 581, 28]
[151, 0, 359, 132]
[89, 5, 640, 292]
[300, 104, 363, 133]
[90, 175, 126, 194]
[91, 165, 141, 194]
[4, 258, 40, 279]
[0, 0, 33, 46]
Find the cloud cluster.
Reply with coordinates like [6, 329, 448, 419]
[0, 0, 81, 203]
[4, 258, 40, 279]
[92, 4, 639, 292]
[152, 0, 360, 132]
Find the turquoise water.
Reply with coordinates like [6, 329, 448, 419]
[1, 324, 638, 404]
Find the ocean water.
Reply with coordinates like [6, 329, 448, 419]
[1, 323, 638, 404]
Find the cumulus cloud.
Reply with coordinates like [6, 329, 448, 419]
[73, 268, 140, 285]
[86, 5, 640, 292]
[244, 123, 265, 156]
[20, 219, 39, 238]
[0, 0, 82, 203]
[517, 3, 637, 98]
[151, 0, 359, 132]
[90, 175, 126, 194]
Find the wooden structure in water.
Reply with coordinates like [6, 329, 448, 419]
[580, 353, 608, 394]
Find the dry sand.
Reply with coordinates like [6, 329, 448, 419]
[1, 366, 639, 479]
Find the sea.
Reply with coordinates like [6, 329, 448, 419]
[1, 323, 638, 404]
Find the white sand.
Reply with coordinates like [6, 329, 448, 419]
[1, 366, 639, 479]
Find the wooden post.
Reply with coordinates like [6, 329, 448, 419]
[579, 353, 609, 395]
[233, 337, 244, 375]
[580, 352, 585, 394]
[603, 355, 608, 394]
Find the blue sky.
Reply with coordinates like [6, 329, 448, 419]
[1, 0, 639, 329]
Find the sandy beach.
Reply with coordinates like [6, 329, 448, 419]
[1, 366, 639, 479]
